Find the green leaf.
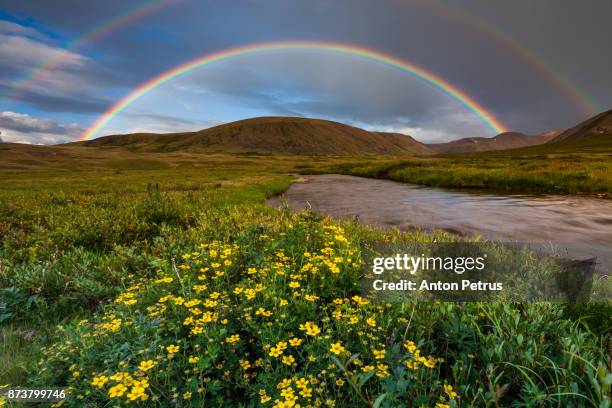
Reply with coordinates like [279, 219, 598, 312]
[373, 393, 387, 408]
[330, 356, 344, 371]
[357, 370, 375, 388]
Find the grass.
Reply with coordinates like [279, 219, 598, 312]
[325, 134, 612, 196]
[0, 149, 610, 406]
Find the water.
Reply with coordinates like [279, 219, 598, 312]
[268, 174, 612, 275]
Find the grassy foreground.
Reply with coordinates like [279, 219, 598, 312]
[0, 153, 611, 407]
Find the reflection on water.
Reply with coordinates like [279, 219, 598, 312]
[268, 174, 612, 275]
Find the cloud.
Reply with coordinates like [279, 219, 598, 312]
[102, 112, 221, 136]
[0, 19, 48, 42]
[106, 54, 494, 140]
[370, 110, 490, 143]
[1, 1, 611, 139]
[0, 31, 87, 75]
[0, 20, 116, 114]
[0, 111, 84, 144]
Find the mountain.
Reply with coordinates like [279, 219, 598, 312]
[76, 116, 556, 156]
[550, 109, 612, 143]
[428, 131, 556, 154]
[77, 117, 429, 155]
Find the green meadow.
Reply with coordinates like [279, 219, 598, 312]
[0, 150, 611, 407]
[326, 135, 612, 197]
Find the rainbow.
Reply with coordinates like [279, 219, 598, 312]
[4, 1, 600, 119]
[414, 0, 601, 115]
[5, 0, 178, 102]
[80, 41, 508, 140]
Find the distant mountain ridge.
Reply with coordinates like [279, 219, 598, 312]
[428, 131, 557, 154]
[74, 116, 560, 155]
[67, 110, 612, 155]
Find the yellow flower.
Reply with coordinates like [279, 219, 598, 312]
[289, 337, 302, 347]
[404, 340, 417, 353]
[138, 360, 155, 372]
[423, 356, 438, 368]
[294, 378, 308, 389]
[183, 391, 192, 400]
[288, 281, 300, 289]
[91, 375, 109, 388]
[193, 284, 207, 293]
[329, 342, 346, 355]
[166, 344, 180, 354]
[256, 307, 272, 317]
[261, 394, 272, 403]
[351, 295, 369, 305]
[108, 383, 128, 398]
[204, 299, 218, 308]
[280, 387, 296, 400]
[436, 404, 450, 408]
[372, 348, 386, 360]
[281, 355, 295, 365]
[362, 365, 375, 372]
[226, 334, 240, 344]
[300, 387, 313, 398]
[335, 379, 345, 387]
[127, 386, 146, 401]
[444, 384, 458, 398]
[188, 356, 200, 364]
[299, 322, 321, 336]
[376, 364, 390, 378]
[405, 360, 419, 370]
[366, 318, 376, 327]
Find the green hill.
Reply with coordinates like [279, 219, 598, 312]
[74, 117, 430, 156]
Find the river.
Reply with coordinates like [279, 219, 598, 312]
[268, 174, 612, 275]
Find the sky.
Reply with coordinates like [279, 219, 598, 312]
[0, 0, 610, 145]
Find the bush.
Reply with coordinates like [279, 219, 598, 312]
[31, 210, 611, 407]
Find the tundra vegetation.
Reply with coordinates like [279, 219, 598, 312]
[0, 150, 610, 407]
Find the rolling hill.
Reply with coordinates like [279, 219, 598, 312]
[76, 117, 430, 155]
[73, 116, 555, 155]
[550, 108, 612, 143]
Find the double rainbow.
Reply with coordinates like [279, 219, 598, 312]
[5, 0, 178, 102]
[80, 41, 508, 140]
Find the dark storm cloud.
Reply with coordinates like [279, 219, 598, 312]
[0, 0, 611, 138]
